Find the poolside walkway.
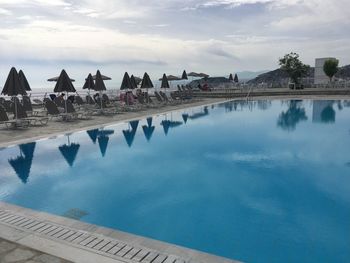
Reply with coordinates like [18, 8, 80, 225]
[0, 237, 71, 263]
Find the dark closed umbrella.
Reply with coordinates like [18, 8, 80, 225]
[234, 73, 239, 83]
[120, 72, 133, 90]
[160, 74, 170, 89]
[229, 74, 233, 81]
[54, 70, 76, 93]
[83, 73, 95, 90]
[140, 72, 154, 89]
[2, 67, 27, 122]
[18, 70, 31, 91]
[182, 70, 188, 80]
[94, 70, 107, 91]
[1, 67, 27, 96]
[130, 75, 138, 89]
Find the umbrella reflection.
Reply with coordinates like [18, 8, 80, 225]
[189, 106, 209, 120]
[97, 129, 114, 157]
[142, 117, 155, 142]
[123, 120, 139, 147]
[182, 113, 189, 123]
[161, 118, 183, 136]
[59, 135, 80, 167]
[87, 129, 99, 144]
[8, 142, 36, 184]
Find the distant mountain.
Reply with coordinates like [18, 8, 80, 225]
[247, 64, 350, 85]
[235, 70, 270, 80]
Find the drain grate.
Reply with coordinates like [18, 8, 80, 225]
[0, 209, 186, 263]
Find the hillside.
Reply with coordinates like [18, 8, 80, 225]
[247, 64, 349, 85]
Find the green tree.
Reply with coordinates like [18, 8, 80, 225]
[279, 52, 310, 85]
[323, 59, 339, 82]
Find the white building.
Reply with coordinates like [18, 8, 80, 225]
[314, 57, 338, 84]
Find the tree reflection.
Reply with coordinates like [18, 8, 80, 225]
[277, 100, 307, 131]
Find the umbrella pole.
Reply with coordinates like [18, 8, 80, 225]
[14, 96, 18, 121]
[65, 92, 68, 114]
[100, 91, 102, 111]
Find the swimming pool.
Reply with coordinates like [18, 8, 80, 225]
[0, 99, 349, 263]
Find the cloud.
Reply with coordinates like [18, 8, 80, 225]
[0, 0, 349, 80]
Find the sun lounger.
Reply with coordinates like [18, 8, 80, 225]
[45, 100, 74, 121]
[0, 106, 29, 129]
[66, 100, 92, 119]
[86, 95, 95, 105]
[159, 91, 178, 105]
[15, 103, 49, 126]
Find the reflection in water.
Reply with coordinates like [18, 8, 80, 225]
[123, 120, 139, 147]
[8, 142, 36, 184]
[87, 129, 99, 144]
[161, 119, 183, 135]
[189, 106, 209, 119]
[277, 100, 307, 131]
[182, 113, 189, 124]
[312, 100, 336, 123]
[97, 129, 114, 157]
[142, 117, 155, 142]
[58, 135, 80, 167]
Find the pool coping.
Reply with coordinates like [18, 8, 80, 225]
[0, 202, 239, 263]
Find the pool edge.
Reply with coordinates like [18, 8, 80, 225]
[0, 201, 240, 263]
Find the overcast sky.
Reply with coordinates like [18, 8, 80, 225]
[0, 0, 349, 88]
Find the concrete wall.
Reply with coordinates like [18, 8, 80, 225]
[314, 57, 337, 84]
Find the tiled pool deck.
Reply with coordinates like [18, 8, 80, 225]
[0, 202, 238, 263]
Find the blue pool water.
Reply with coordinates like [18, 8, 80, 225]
[0, 99, 349, 263]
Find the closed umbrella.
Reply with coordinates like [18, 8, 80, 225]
[160, 74, 170, 89]
[18, 70, 31, 91]
[120, 72, 133, 105]
[1, 67, 27, 121]
[182, 70, 188, 80]
[229, 74, 233, 81]
[130, 75, 138, 90]
[53, 69, 76, 113]
[140, 72, 154, 103]
[94, 70, 107, 110]
[234, 74, 239, 83]
[83, 73, 95, 104]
